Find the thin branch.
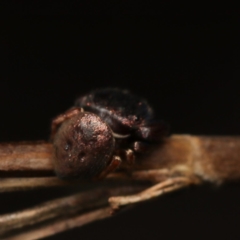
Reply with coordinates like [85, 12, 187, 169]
[0, 177, 75, 192]
[0, 173, 135, 193]
[0, 184, 147, 238]
[1, 135, 240, 183]
[7, 207, 111, 240]
[0, 141, 53, 176]
[109, 177, 194, 210]
[1, 135, 240, 239]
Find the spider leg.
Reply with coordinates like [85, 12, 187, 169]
[119, 149, 135, 165]
[97, 155, 122, 180]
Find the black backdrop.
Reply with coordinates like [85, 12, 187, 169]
[1, 18, 240, 240]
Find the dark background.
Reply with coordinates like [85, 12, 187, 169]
[1, 18, 240, 240]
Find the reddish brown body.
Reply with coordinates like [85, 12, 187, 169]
[53, 112, 114, 179]
[51, 89, 169, 180]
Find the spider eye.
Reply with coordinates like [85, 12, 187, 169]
[64, 140, 72, 151]
[134, 116, 140, 121]
[131, 115, 140, 123]
[64, 144, 69, 151]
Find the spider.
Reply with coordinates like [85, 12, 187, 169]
[51, 88, 169, 180]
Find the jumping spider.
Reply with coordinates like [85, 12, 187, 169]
[51, 88, 169, 180]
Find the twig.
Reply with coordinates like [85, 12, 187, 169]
[0, 142, 53, 176]
[109, 177, 193, 209]
[6, 207, 111, 240]
[1, 134, 240, 239]
[1, 135, 240, 183]
[0, 184, 147, 238]
[0, 189, 106, 234]
[0, 177, 75, 192]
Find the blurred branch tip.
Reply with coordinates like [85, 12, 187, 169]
[1, 134, 240, 239]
